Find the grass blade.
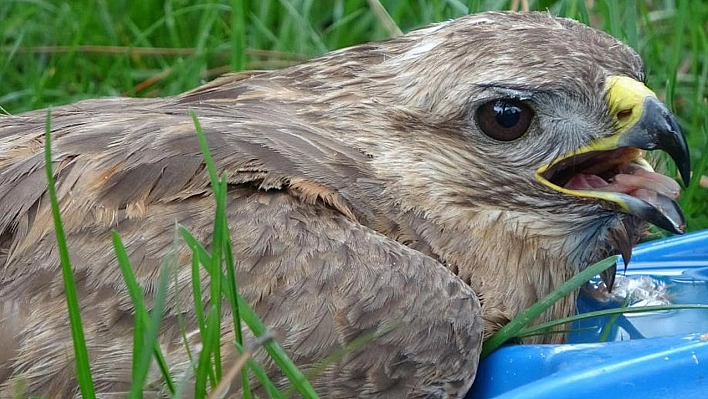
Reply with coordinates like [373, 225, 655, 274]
[44, 109, 96, 399]
[517, 303, 708, 339]
[191, 111, 226, 391]
[598, 297, 631, 343]
[113, 232, 147, 399]
[192, 111, 252, 396]
[192, 175, 226, 394]
[231, 0, 247, 71]
[482, 256, 618, 358]
[189, 108, 320, 395]
[366, 0, 402, 38]
[180, 227, 284, 397]
[137, 261, 171, 395]
[178, 226, 319, 398]
[221, 211, 251, 396]
[112, 231, 176, 396]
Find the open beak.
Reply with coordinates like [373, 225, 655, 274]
[535, 76, 691, 287]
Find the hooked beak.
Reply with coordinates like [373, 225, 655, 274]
[534, 76, 691, 289]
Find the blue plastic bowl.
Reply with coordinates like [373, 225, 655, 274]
[467, 229, 708, 399]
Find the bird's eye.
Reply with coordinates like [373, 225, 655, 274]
[476, 99, 533, 141]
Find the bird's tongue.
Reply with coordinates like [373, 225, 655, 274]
[565, 166, 685, 234]
[564, 168, 681, 200]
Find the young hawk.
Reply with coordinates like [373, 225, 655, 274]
[0, 11, 689, 398]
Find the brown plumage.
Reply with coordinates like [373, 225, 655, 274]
[0, 11, 690, 398]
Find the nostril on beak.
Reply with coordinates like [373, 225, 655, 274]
[616, 108, 633, 121]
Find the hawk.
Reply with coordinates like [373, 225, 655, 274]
[0, 11, 690, 398]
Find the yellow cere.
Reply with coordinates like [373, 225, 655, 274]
[605, 75, 657, 134]
[541, 76, 657, 171]
[534, 76, 658, 212]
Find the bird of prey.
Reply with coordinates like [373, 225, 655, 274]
[0, 11, 690, 399]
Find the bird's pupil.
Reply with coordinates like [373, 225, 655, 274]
[493, 101, 521, 128]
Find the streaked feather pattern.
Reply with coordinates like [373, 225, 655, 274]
[0, 12, 651, 398]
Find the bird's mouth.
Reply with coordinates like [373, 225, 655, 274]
[535, 76, 691, 236]
[541, 148, 667, 194]
[537, 147, 685, 233]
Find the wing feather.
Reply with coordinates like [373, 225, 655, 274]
[0, 85, 482, 397]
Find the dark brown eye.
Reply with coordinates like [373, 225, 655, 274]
[476, 99, 533, 141]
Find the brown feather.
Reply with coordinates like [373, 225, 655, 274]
[0, 11, 651, 398]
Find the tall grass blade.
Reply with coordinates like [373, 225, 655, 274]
[482, 256, 618, 358]
[275, 0, 328, 53]
[137, 261, 172, 395]
[112, 232, 176, 396]
[178, 227, 319, 398]
[113, 232, 146, 399]
[191, 111, 252, 397]
[366, 0, 402, 38]
[192, 112, 226, 390]
[192, 111, 278, 397]
[44, 109, 96, 399]
[180, 227, 284, 398]
[597, 297, 629, 343]
[208, 177, 227, 382]
[220, 204, 250, 396]
[192, 175, 227, 393]
[231, 0, 247, 71]
[517, 303, 708, 338]
[188, 253, 217, 396]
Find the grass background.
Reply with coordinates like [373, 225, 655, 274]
[2, 0, 705, 233]
[1, 0, 706, 231]
[1, 1, 706, 397]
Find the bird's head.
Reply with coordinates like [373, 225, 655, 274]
[272, 12, 690, 329]
[184, 12, 690, 335]
[357, 14, 686, 257]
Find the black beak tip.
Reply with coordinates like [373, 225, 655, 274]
[670, 122, 691, 188]
[678, 150, 691, 188]
[601, 261, 618, 293]
[680, 167, 691, 188]
[636, 97, 691, 188]
[660, 104, 691, 188]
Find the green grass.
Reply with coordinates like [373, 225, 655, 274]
[43, 109, 97, 399]
[1, 0, 706, 231]
[5, 0, 708, 397]
[481, 255, 708, 356]
[43, 111, 320, 398]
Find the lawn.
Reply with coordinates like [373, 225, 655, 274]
[1, 1, 707, 398]
[2, 0, 705, 231]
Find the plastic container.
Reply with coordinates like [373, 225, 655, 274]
[467, 229, 708, 399]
